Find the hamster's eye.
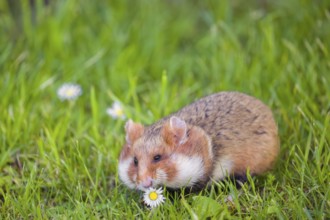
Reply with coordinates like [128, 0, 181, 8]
[133, 157, 138, 166]
[153, 154, 162, 162]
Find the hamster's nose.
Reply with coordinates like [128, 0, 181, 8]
[141, 177, 153, 188]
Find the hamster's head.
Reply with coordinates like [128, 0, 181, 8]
[118, 116, 211, 191]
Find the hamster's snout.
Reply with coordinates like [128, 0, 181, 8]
[140, 176, 153, 189]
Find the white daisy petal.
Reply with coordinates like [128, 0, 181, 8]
[106, 101, 126, 120]
[113, 101, 121, 109]
[143, 187, 165, 208]
[57, 83, 82, 101]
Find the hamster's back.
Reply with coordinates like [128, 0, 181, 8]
[175, 92, 279, 178]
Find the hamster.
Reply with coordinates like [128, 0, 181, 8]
[118, 91, 279, 191]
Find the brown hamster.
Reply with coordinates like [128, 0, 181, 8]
[118, 91, 279, 191]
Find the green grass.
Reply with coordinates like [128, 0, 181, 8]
[0, 0, 329, 219]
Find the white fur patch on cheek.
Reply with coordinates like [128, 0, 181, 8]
[118, 158, 136, 189]
[154, 169, 168, 187]
[211, 156, 233, 181]
[167, 154, 205, 188]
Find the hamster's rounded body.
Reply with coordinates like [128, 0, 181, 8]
[118, 92, 279, 191]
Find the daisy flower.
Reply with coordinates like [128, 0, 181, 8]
[143, 187, 165, 208]
[106, 101, 126, 120]
[57, 83, 82, 101]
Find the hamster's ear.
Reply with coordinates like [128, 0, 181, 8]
[162, 116, 187, 146]
[125, 119, 144, 145]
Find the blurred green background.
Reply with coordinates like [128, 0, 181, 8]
[0, 0, 329, 219]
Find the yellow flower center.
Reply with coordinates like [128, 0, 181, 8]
[65, 89, 75, 96]
[149, 191, 158, 201]
[115, 108, 123, 116]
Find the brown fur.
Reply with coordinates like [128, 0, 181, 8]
[172, 92, 280, 177]
[118, 91, 280, 190]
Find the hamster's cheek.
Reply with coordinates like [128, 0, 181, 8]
[118, 159, 136, 189]
[167, 154, 205, 188]
[132, 174, 137, 182]
[152, 160, 178, 188]
[155, 168, 168, 184]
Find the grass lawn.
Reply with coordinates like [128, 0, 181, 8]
[0, 0, 329, 219]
